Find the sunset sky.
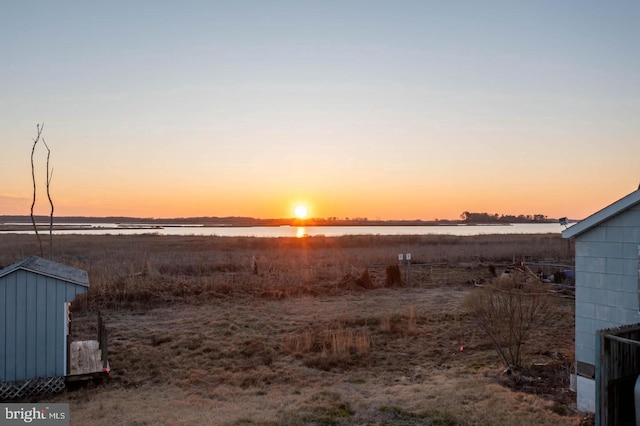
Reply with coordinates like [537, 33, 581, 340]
[2, 1, 639, 220]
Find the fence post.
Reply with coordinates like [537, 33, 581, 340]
[97, 311, 103, 344]
[66, 302, 71, 375]
[66, 332, 71, 376]
[97, 312, 109, 370]
[596, 330, 605, 426]
[101, 323, 108, 370]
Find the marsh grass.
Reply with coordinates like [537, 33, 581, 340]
[0, 233, 578, 425]
[0, 233, 571, 311]
[380, 312, 392, 333]
[282, 322, 372, 371]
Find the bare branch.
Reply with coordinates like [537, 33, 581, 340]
[43, 138, 54, 259]
[30, 123, 44, 257]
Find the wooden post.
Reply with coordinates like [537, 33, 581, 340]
[596, 330, 605, 426]
[446, 263, 449, 284]
[66, 333, 71, 376]
[66, 302, 71, 375]
[101, 323, 108, 370]
[97, 311, 103, 344]
[97, 311, 108, 370]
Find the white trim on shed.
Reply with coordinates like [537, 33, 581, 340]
[563, 189, 640, 239]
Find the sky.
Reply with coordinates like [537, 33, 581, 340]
[1, 1, 639, 220]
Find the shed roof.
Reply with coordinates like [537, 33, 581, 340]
[0, 256, 89, 287]
[562, 188, 640, 239]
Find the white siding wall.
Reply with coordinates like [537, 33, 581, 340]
[574, 205, 640, 412]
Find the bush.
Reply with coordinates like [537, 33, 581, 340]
[385, 264, 402, 287]
[465, 274, 556, 368]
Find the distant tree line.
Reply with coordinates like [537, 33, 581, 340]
[460, 212, 550, 224]
[2, 213, 555, 228]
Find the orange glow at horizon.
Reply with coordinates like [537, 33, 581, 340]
[4, 171, 636, 222]
[5, 189, 622, 222]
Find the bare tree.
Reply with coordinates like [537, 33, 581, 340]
[30, 123, 44, 257]
[43, 138, 54, 258]
[465, 274, 556, 368]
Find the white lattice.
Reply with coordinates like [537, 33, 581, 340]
[0, 376, 65, 400]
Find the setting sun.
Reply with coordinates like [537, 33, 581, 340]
[294, 205, 308, 219]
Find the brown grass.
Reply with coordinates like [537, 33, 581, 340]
[0, 232, 583, 425]
[0, 232, 574, 309]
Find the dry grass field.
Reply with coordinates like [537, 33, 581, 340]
[0, 232, 588, 425]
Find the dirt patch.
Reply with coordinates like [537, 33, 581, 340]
[499, 359, 574, 415]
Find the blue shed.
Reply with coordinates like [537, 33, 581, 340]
[0, 256, 89, 384]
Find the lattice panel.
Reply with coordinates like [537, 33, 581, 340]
[0, 376, 65, 400]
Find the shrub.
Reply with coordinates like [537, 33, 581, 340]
[385, 264, 402, 287]
[357, 268, 374, 289]
[465, 274, 556, 368]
